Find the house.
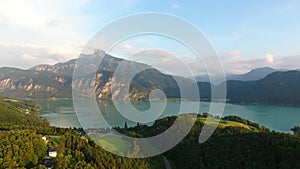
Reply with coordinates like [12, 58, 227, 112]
[25, 109, 30, 115]
[42, 135, 48, 144]
[42, 136, 47, 141]
[48, 148, 57, 158]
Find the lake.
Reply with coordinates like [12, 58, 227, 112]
[37, 99, 300, 133]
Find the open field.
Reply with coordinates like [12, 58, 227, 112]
[198, 118, 253, 130]
[96, 135, 132, 153]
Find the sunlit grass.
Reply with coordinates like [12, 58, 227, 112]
[97, 135, 132, 153]
[198, 117, 252, 130]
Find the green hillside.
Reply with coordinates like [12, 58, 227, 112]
[225, 71, 300, 106]
[0, 99, 151, 169]
[118, 114, 300, 169]
[0, 98, 49, 128]
[1, 98, 300, 168]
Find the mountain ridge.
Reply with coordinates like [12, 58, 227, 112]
[195, 67, 278, 84]
[0, 52, 300, 106]
[224, 70, 300, 106]
[227, 67, 275, 81]
[0, 52, 193, 100]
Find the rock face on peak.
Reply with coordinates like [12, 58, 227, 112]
[0, 66, 72, 99]
[30, 59, 76, 76]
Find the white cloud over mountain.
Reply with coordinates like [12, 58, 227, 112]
[0, 43, 82, 68]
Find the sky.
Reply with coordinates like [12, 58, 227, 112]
[0, 0, 300, 75]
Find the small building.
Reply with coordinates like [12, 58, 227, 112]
[48, 148, 57, 158]
[25, 109, 30, 115]
[42, 135, 48, 144]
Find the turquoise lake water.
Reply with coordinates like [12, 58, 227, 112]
[37, 99, 300, 133]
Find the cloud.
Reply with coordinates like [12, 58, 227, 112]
[121, 44, 133, 50]
[171, 4, 181, 9]
[0, 0, 145, 69]
[0, 0, 89, 29]
[108, 37, 300, 76]
[21, 53, 38, 60]
[113, 48, 220, 77]
[228, 50, 241, 58]
[1, 1, 294, 74]
[0, 0, 93, 68]
[0, 43, 81, 69]
[217, 52, 300, 74]
[109, 37, 300, 76]
[270, 54, 300, 70]
[265, 53, 274, 65]
[130, 49, 194, 77]
[0, 1, 90, 45]
[215, 51, 280, 74]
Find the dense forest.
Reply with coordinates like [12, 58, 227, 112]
[0, 98, 150, 169]
[1, 98, 300, 168]
[159, 117, 300, 169]
[116, 114, 300, 169]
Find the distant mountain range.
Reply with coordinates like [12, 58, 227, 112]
[227, 67, 276, 81]
[0, 50, 299, 106]
[195, 67, 282, 83]
[225, 71, 300, 106]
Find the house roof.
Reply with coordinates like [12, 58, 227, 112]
[48, 148, 57, 152]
